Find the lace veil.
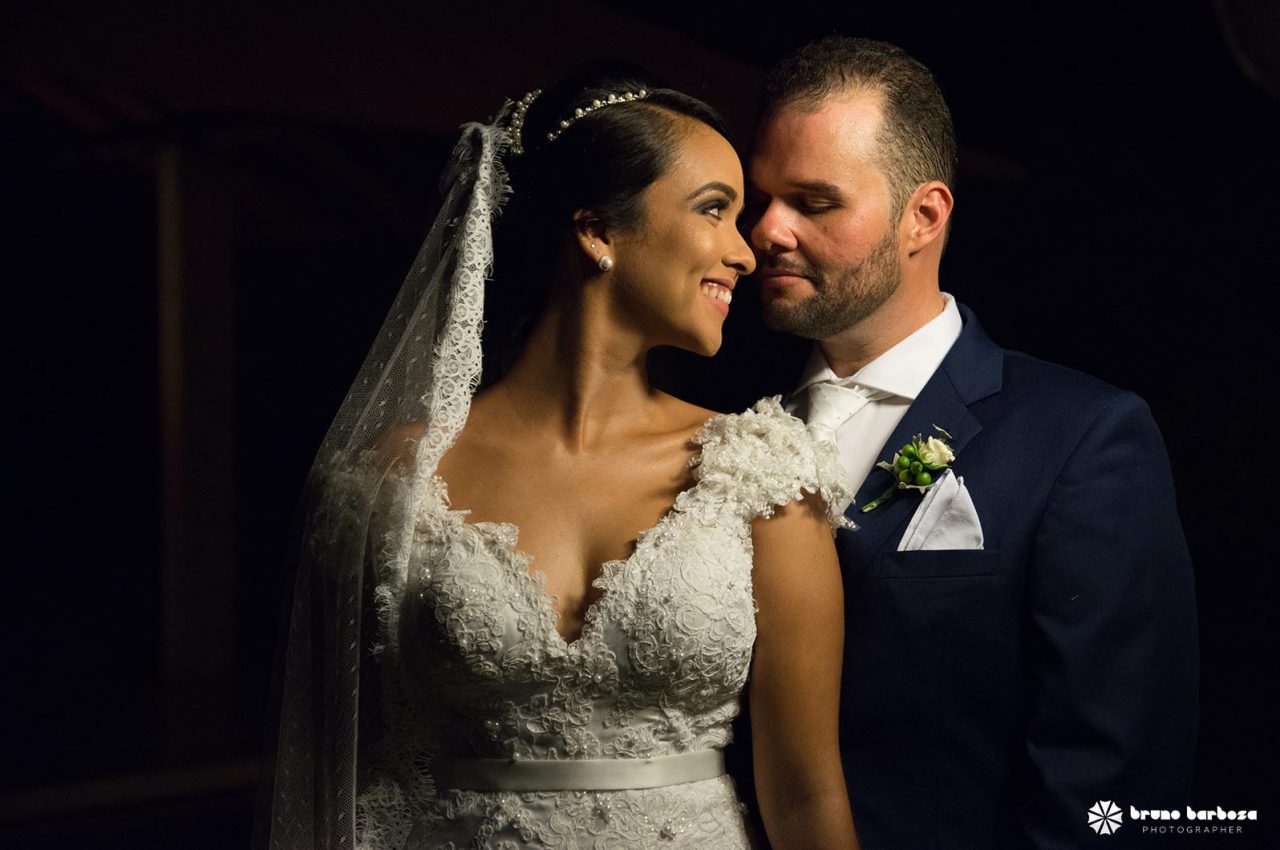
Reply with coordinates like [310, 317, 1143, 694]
[253, 102, 514, 849]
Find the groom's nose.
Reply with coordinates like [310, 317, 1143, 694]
[750, 201, 798, 255]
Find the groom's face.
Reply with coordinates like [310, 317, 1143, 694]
[748, 90, 904, 340]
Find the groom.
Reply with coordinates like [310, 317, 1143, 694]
[745, 37, 1198, 848]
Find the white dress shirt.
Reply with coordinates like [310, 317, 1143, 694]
[788, 292, 963, 492]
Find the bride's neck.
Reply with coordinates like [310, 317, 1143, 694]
[497, 301, 657, 450]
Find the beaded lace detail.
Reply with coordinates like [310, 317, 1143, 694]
[354, 396, 853, 849]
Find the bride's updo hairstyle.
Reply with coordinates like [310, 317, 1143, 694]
[486, 62, 730, 376]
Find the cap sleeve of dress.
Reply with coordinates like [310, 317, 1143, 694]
[690, 395, 856, 532]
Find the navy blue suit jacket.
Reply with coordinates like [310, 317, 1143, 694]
[821, 304, 1197, 849]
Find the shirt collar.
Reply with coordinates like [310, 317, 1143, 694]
[795, 292, 963, 401]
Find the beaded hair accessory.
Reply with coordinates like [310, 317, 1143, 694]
[546, 89, 650, 144]
[507, 87, 651, 155]
[506, 88, 542, 155]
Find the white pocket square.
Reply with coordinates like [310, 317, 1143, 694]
[896, 469, 985, 552]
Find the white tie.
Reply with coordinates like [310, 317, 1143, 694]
[803, 382, 877, 444]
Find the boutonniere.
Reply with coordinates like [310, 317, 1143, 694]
[861, 425, 956, 513]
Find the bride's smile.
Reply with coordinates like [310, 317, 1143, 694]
[699, 277, 734, 316]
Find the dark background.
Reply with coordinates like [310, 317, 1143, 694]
[3, 1, 1277, 847]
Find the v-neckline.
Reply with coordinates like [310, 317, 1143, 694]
[427, 412, 727, 649]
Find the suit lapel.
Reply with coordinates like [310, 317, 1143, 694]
[843, 368, 983, 561]
[837, 303, 1004, 567]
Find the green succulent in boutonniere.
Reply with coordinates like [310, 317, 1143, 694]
[860, 425, 956, 513]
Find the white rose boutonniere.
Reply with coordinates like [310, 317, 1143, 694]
[917, 435, 955, 468]
[861, 425, 957, 513]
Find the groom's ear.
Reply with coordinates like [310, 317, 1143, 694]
[903, 181, 954, 256]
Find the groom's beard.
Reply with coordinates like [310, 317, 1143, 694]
[760, 228, 901, 341]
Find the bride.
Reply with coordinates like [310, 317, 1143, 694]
[258, 66, 860, 849]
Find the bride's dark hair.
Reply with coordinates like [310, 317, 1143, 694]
[485, 62, 730, 378]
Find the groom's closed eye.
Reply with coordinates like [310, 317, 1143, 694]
[787, 181, 845, 215]
[742, 184, 842, 223]
[794, 199, 839, 215]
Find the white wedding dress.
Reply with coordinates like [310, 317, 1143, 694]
[353, 396, 852, 849]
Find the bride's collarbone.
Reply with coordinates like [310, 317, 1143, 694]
[433, 415, 709, 607]
[439, 444, 692, 552]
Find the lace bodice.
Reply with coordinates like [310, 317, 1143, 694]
[355, 396, 853, 849]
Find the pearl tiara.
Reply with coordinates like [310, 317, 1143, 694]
[507, 88, 651, 155]
[506, 89, 541, 156]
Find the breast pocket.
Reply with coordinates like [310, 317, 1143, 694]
[877, 548, 1002, 579]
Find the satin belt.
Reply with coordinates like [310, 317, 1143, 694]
[432, 749, 726, 791]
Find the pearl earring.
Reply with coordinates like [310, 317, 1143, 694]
[598, 256, 614, 271]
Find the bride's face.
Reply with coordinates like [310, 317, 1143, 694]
[602, 119, 756, 356]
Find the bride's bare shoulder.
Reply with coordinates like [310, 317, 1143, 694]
[653, 391, 725, 436]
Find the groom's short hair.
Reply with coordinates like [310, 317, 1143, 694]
[762, 36, 957, 222]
